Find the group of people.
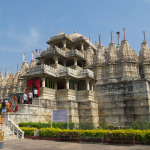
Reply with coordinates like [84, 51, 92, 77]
[0, 88, 38, 113]
[23, 88, 38, 104]
[1, 96, 18, 113]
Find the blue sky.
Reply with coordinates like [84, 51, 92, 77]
[0, 0, 150, 75]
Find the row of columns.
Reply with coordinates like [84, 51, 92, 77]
[53, 56, 82, 67]
[41, 77, 94, 91]
[62, 40, 84, 51]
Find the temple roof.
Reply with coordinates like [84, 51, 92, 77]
[47, 30, 96, 50]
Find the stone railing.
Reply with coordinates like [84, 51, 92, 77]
[40, 47, 84, 59]
[57, 67, 77, 77]
[26, 64, 94, 79]
[8, 118, 24, 138]
[66, 49, 84, 58]
[77, 69, 94, 78]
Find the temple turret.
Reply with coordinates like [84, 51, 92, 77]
[139, 39, 150, 79]
[6, 72, 15, 98]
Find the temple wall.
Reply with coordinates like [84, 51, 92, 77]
[95, 62, 139, 84]
[95, 79, 150, 126]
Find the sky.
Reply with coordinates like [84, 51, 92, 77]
[0, 0, 150, 75]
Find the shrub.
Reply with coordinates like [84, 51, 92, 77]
[19, 122, 75, 129]
[99, 122, 117, 130]
[78, 122, 96, 130]
[20, 127, 37, 136]
[38, 128, 62, 137]
[131, 120, 150, 130]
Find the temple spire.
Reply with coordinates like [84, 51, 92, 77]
[111, 31, 113, 43]
[35, 49, 38, 56]
[123, 28, 126, 40]
[39, 49, 41, 54]
[5, 67, 6, 76]
[99, 34, 101, 47]
[116, 32, 120, 45]
[143, 31, 146, 43]
[32, 51, 34, 60]
[23, 53, 25, 62]
[17, 64, 19, 72]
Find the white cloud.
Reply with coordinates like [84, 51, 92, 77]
[0, 27, 40, 52]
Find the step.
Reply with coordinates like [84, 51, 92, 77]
[4, 136, 19, 141]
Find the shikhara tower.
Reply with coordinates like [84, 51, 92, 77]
[1, 30, 150, 127]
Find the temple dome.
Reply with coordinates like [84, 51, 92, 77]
[20, 60, 29, 75]
[13, 72, 20, 87]
[29, 60, 36, 69]
[1, 73, 9, 87]
[69, 32, 84, 39]
[7, 73, 15, 87]
[0, 74, 3, 86]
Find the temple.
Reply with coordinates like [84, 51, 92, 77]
[1, 29, 150, 127]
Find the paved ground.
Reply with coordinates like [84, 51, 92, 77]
[2, 139, 150, 150]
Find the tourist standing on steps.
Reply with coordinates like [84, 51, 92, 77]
[28, 90, 33, 104]
[33, 87, 38, 97]
[23, 93, 28, 104]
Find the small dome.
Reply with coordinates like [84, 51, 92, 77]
[0, 74, 3, 86]
[13, 71, 20, 86]
[58, 30, 64, 35]
[29, 60, 36, 69]
[1, 73, 9, 87]
[141, 40, 149, 51]
[69, 31, 84, 39]
[7, 73, 15, 87]
[20, 60, 29, 74]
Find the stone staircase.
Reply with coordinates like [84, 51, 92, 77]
[0, 123, 18, 141]
[0, 115, 24, 141]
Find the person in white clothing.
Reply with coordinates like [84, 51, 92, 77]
[33, 88, 38, 97]
[23, 93, 28, 104]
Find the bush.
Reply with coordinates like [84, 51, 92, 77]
[20, 127, 37, 136]
[23, 127, 150, 142]
[131, 120, 150, 130]
[78, 122, 96, 130]
[19, 122, 75, 129]
[99, 122, 117, 130]
[38, 128, 62, 137]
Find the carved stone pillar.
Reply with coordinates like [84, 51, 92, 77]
[54, 56, 58, 64]
[55, 81, 57, 90]
[74, 58, 77, 66]
[91, 81, 94, 91]
[74, 82, 77, 91]
[86, 79, 90, 90]
[41, 78, 45, 88]
[81, 43, 84, 53]
[66, 79, 69, 89]
[62, 40, 66, 48]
